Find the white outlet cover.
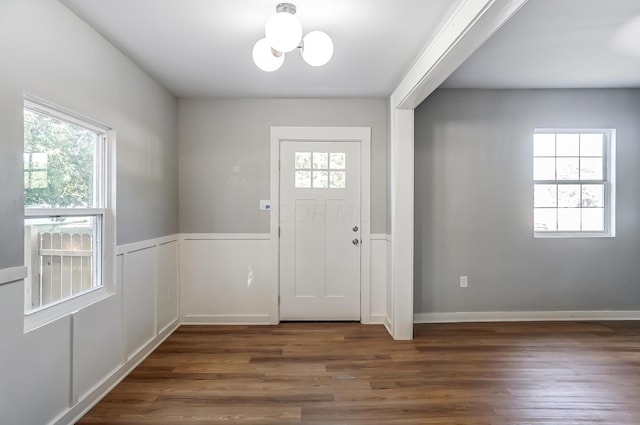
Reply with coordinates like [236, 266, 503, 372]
[260, 200, 271, 211]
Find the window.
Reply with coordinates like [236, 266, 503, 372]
[294, 152, 346, 188]
[533, 129, 615, 237]
[23, 98, 112, 315]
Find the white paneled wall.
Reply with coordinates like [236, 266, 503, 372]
[385, 236, 393, 333]
[370, 235, 390, 324]
[2, 232, 388, 424]
[0, 235, 180, 425]
[180, 234, 389, 325]
[62, 236, 179, 424]
[180, 235, 273, 324]
[71, 294, 122, 404]
[118, 237, 180, 359]
[122, 248, 157, 357]
[157, 241, 179, 333]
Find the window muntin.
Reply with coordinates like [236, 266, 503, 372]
[294, 151, 346, 189]
[533, 130, 614, 236]
[24, 152, 49, 189]
[23, 100, 108, 313]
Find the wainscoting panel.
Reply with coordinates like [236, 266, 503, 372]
[59, 235, 180, 425]
[181, 234, 388, 325]
[156, 241, 179, 333]
[71, 294, 122, 404]
[370, 235, 389, 324]
[385, 235, 393, 333]
[122, 247, 156, 359]
[180, 236, 273, 324]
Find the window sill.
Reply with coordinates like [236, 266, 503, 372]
[24, 287, 115, 333]
[534, 231, 615, 239]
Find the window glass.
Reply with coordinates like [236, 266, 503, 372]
[329, 171, 346, 188]
[24, 109, 96, 208]
[533, 133, 555, 156]
[312, 152, 328, 169]
[312, 170, 329, 188]
[533, 130, 613, 236]
[295, 151, 347, 189]
[24, 102, 107, 313]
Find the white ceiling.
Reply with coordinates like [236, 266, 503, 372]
[442, 0, 640, 89]
[60, 0, 457, 98]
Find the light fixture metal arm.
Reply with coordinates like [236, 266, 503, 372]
[276, 3, 297, 15]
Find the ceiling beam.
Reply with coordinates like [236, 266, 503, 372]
[391, 0, 529, 110]
[386, 0, 528, 340]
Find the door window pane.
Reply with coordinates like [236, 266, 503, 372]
[329, 171, 346, 188]
[296, 151, 347, 189]
[295, 171, 311, 188]
[295, 152, 311, 169]
[330, 153, 346, 169]
[312, 171, 328, 188]
[312, 152, 328, 169]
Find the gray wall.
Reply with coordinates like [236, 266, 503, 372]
[0, 1, 178, 261]
[414, 88, 640, 313]
[179, 98, 388, 234]
[0, 0, 178, 423]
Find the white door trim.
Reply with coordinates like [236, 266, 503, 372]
[270, 127, 372, 324]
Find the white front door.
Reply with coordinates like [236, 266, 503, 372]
[279, 141, 361, 320]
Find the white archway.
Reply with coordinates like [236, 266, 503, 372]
[387, 0, 528, 339]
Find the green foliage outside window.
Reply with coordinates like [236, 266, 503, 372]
[23, 109, 96, 208]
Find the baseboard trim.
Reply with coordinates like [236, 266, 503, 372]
[384, 316, 392, 335]
[414, 310, 640, 323]
[53, 320, 180, 425]
[0, 265, 28, 286]
[369, 314, 386, 324]
[181, 314, 273, 325]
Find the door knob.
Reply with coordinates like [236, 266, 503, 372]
[352, 238, 360, 246]
[352, 225, 359, 232]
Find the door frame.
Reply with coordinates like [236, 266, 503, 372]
[269, 127, 372, 324]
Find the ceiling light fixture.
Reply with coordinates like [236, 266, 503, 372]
[253, 3, 334, 72]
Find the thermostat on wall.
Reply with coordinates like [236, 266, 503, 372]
[260, 200, 271, 211]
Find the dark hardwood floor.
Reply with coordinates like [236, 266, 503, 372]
[78, 321, 640, 424]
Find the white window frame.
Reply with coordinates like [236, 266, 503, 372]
[533, 128, 616, 238]
[23, 96, 116, 331]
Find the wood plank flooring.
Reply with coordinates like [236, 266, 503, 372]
[78, 321, 640, 424]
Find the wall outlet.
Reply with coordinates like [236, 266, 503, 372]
[259, 200, 271, 211]
[460, 276, 468, 288]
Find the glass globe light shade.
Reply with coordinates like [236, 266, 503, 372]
[265, 12, 302, 53]
[301, 31, 334, 67]
[252, 38, 285, 72]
